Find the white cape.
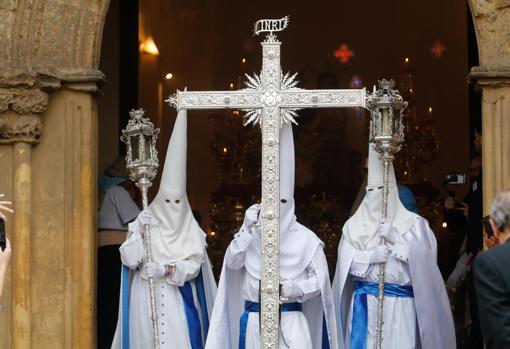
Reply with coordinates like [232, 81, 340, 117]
[205, 244, 338, 349]
[332, 217, 456, 349]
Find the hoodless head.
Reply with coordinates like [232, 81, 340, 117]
[489, 189, 510, 244]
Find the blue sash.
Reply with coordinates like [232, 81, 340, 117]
[239, 301, 302, 349]
[350, 282, 414, 349]
[195, 270, 210, 338]
[121, 265, 130, 349]
[179, 280, 206, 349]
[322, 315, 331, 349]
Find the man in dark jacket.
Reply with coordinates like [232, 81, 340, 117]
[474, 189, 510, 349]
[444, 155, 483, 348]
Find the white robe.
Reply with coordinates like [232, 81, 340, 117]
[332, 217, 455, 349]
[111, 230, 217, 349]
[205, 229, 338, 349]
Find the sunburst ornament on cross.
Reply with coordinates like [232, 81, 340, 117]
[166, 16, 403, 348]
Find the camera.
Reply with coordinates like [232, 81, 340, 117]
[442, 173, 468, 210]
[443, 173, 466, 185]
[0, 219, 5, 251]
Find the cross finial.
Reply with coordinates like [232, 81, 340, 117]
[129, 108, 145, 119]
[165, 93, 178, 109]
[253, 16, 289, 38]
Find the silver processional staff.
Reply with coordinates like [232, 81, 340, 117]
[121, 108, 161, 349]
[366, 79, 407, 349]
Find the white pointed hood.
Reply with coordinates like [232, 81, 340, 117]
[147, 110, 206, 264]
[343, 142, 418, 250]
[279, 123, 297, 233]
[245, 123, 322, 280]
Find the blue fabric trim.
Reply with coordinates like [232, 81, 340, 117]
[239, 301, 302, 349]
[350, 282, 414, 349]
[195, 270, 209, 341]
[121, 265, 130, 349]
[179, 282, 204, 349]
[350, 292, 368, 349]
[322, 315, 330, 349]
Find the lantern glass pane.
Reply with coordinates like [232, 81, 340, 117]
[130, 135, 140, 161]
[381, 108, 391, 135]
[144, 135, 153, 162]
[392, 108, 401, 134]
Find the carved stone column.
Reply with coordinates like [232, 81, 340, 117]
[469, 68, 510, 212]
[468, 0, 510, 212]
[0, 82, 49, 349]
[0, 69, 104, 349]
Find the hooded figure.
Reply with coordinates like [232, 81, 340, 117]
[332, 143, 455, 349]
[112, 110, 217, 349]
[205, 123, 338, 349]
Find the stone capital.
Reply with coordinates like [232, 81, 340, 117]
[0, 87, 49, 115]
[0, 112, 42, 145]
[468, 66, 510, 89]
[0, 68, 105, 144]
[0, 67, 106, 93]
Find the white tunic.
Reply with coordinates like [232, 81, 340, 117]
[345, 240, 419, 349]
[225, 230, 321, 349]
[117, 231, 209, 349]
[333, 217, 456, 349]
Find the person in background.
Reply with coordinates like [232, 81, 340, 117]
[97, 157, 140, 349]
[447, 215, 497, 291]
[0, 194, 13, 311]
[443, 154, 483, 349]
[474, 189, 510, 349]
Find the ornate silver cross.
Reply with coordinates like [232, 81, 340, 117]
[167, 17, 366, 348]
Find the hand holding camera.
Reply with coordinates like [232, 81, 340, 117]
[444, 196, 468, 216]
[0, 193, 14, 223]
[0, 238, 11, 266]
[0, 194, 14, 252]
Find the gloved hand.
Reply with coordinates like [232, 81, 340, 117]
[281, 280, 304, 300]
[131, 210, 151, 234]
[367, 245, 390, 264]
[144, 262, 167, 279]
[242, 204, 260, 230]
[138, 210, 152, 226]
[378, 219, 402, 244]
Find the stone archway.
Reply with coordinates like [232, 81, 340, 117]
[468, 0, 510, 211]
[0, 1, 110, 348]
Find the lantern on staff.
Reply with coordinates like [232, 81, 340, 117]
[121, 108, 160, 197]
[121, 108, 161, 349]
[365, 79, 408, 349]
